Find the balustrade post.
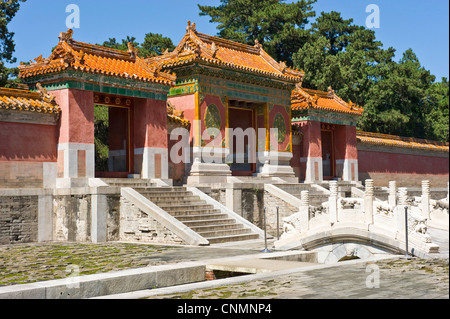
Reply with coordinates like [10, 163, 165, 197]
[421, 180, 430, 220]
[364, 179, 374, 224]
[300, 190, 310, 231]
[388, 181, 397, 207]
[328, 181, 338, 224]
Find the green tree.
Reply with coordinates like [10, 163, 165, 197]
[198, 0, 317, 65]
[424, 78, 449, 142]
[360, 49, 437, 139]
[0, 0, 26, 87]
[140, 32, 175, 57]
[99, 33, 174, 58]
[293, 11, 395, 106]
[100, 36, 139, 52]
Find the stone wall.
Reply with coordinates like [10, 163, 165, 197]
[263, 191, 299, 234]
[53, 194, 92, 242]
[119, 196, 187, 245]
[0, 195, 38, 244]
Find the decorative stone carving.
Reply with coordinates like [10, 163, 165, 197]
[375, 202, 394, 217]
[340, 198, 362, 209]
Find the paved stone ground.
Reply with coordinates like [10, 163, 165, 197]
[147, 258, 449, 299]
[0, 234, 448, 299]
[0, 242, 258, 287]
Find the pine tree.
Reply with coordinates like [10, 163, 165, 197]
[198, 0, 317, 65]
[0, 0, 27, 87]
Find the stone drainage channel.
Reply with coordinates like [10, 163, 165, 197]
[0, 250, 397, 299]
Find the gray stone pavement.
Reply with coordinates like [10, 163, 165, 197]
[1, 226, 448, 299]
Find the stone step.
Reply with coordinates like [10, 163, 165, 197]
[190, 223, 243, 232]
[131, 185, 261, 245]
[168, 208, 222, 217]
[205, 233, 260, 244]
[137, 190, 190, 197]
[197, 227, 252, 238]
[101, 179, 156, 187]
[145, 197, 203, 206]
[180, 217, 235, 226]
[158, 203, 215, 212]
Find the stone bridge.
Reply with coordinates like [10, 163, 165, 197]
[272, 180, 449, 261]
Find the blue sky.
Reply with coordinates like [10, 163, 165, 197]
[7, 0, 449, 80]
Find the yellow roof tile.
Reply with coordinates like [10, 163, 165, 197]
[357, 131, 449, 152]
[19, 29, 175, 86]
[292, 87, 364, 116]
[0, 87, 60, 114]
[147, 22, 303, 83]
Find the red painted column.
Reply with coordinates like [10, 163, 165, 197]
[134, 98, 168, 179]
[51, 88, 95, 186]
[335, 125, 358, 181]
[298, 120, 323, 182]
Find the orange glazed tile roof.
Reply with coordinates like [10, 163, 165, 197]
[292, 86, 364, 116]
[0, 86, 60, 114]
[357, 131, 449, 153]
[147, 22, 304, 83]
[19, 29, 175, 86]
[167, 113, 190, 127]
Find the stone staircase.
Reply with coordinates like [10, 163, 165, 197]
[102, 179, 260, 244]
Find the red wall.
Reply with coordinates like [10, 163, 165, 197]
[0, 122, 57, 162]
[358, 150, 449, 175]
[358, 148, 449, 187]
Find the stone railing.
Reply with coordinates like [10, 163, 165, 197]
[276, 179, 447, 256]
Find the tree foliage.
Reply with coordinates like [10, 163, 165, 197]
[0, 0, 26, 87]
[99, 33, 175, 58]
[198, 0, 317, 65]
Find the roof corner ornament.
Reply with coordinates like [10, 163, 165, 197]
[327, 86, 335, 98]
[295, 81, 303, 90]
[36, 83, 56, 104]
[78, 50, 86, 65]
[127, 42, 139, 59]
[349, 100, 354, 110]
[167, 100, 185, 119]
[59, 29, 73, 43]
[279, 61, 287, 73]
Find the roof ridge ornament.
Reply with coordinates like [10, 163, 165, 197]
[127, 42, 139, 59]
[186, 21, 197, 33]
[327, 86, 335, 98]
[254, 39, 262, 52]
[59, 29, 73, 43]
[211, 42, 219, 58]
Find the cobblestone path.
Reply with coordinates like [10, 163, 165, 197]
[148, 258, 449, 299]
